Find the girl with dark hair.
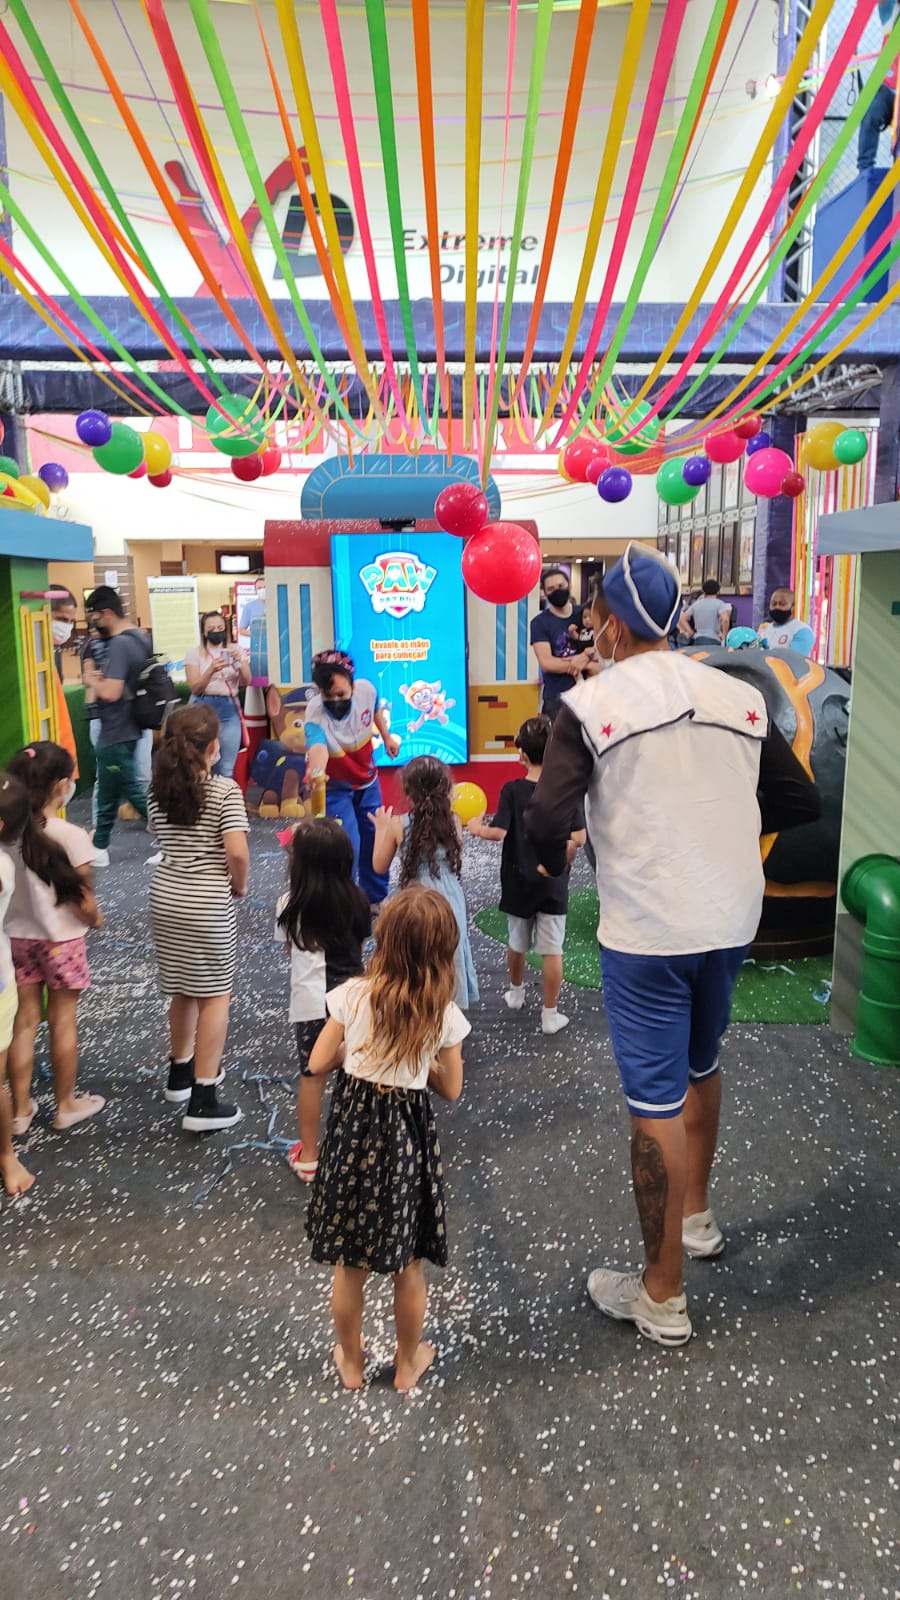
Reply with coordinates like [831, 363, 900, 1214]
[149, 704, 250, 1132]
[304, 649, 401, 906]
[306, 886, 469, 1392]
[370, 755, 478, 1007]
[5, 742, 104, 1134]
[184, 610, 251, 780]
[0, 773, 35, 1196]
[277, 817, 371, 1183]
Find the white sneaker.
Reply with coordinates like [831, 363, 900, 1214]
[91, 848, 110, 868]
[541, 1007, 569, 1035]
[587, 1267, 693, 1346]
[682, 1209, 725, 1258]
[504, 986, 526, 1011]
[145, 850, 163, 866]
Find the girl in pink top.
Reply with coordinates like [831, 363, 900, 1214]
[6, 743, 103, 1134]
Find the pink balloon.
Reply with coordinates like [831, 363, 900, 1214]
[704, 429, 746, 465]
[434, 481, 489, 538]
[743, 447, 795, 499]
[148, 470, 172, 488]
[584, 448, 613, 485]
[461, 522, 542, 604]
[128, 462, 147, 479]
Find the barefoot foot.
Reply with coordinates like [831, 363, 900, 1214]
[333, 1342, 365, 1391]
[0, 1152, 35, 1196]
[11, 1097, 38, 1137]
[394, 1342, 436, 1393]
[53, 1094, 106, 1131]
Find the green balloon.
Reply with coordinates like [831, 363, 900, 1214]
[92, 423, 144, 476]
[832, 428, 869, 466]
[656, 458, 701, 507]
[206, 395, 266, 458]
[605, 401, 661, 456]
[0, 455, 20, 478]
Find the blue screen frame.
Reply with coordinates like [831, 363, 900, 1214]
[331, 531, 469, 767]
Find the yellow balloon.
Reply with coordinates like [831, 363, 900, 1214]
[18, 474, 51, 509]
[0, 472, 43, 512]
[557, 449, 574, 484]
[451, 781, 488, 825]
[142, 430, 172, 476]
[803, 420, 844, 472]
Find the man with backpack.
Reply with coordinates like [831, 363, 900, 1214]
[82, 586, 173, 864]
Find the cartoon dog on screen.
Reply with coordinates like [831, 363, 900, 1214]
[399, 679, 456, 733]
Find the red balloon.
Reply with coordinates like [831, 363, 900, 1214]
[461, 522, 542, 605]
[704, 429, 746, 465]
[128, 462, 147, 479]
[148, 470, 172, 488]
[734, 413, 762, 440]
[434, 481, 488, 538]
[260, 446, 282, 477]
[231, 455, 263, 482]
[781, 470, 806, 499]
[562, 437, 602, 483]
[584, 447, 613, 485]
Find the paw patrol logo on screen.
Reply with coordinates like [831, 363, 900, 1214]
[359, 551, 437, 619]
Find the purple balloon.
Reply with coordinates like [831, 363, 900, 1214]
[746, 431, 772, 456]
[76, 408, 112, 448]
[597, 466, 633, 504]
[682, 455, 711, 487]
[38, 462, 69, 492]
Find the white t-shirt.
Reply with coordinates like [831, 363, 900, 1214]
[0, 850, 15, 991]
[7, 817, 95, 943]
[184, 644, 243, 698]
[326, 977, 470, 1090]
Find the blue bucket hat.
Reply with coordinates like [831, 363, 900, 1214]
[603, 541, 682, 641]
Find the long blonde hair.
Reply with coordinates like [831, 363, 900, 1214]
[359, 886, 458, 1080]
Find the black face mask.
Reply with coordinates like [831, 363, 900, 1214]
[94, 623, 111, 638]
[546, 586, 570, 609]
[324, 698, 352, 720]
[206, 630, 226, 646]
[769, 607, 792, 626]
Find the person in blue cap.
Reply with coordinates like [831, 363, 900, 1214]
[526, 542, 820, 1347]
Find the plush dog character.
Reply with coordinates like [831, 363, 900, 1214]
[250, 686, 311, 819]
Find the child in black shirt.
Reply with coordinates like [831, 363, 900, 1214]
[468, 716, 585, 1035]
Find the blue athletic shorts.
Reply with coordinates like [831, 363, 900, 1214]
[599, 944, 748, 1119]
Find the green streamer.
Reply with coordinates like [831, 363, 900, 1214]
[0, 174, 192, 417]
[661, 14, 900, 427]
[6, 0, 239, 404]
[187, 0, 367, 439]
[482, 0, 555, 479]
[364, 0, 426, 420]
[577, 0, 731, 428]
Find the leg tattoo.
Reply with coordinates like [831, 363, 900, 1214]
[631, 1127, 668, 1264]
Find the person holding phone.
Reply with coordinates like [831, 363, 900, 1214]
[184, 611, 251, 780]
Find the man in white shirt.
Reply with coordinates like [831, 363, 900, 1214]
[527, 544, 819, 1346]
[757, 588, 815, 657]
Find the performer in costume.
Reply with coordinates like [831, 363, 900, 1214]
[304, 650, 400, 906]
[756, 588, 815, 657]
[526, 544, 820, 1347]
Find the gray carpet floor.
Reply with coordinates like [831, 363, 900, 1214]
[1, 807, 897, 1600]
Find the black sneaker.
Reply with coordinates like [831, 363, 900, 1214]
[164, 1057, 195, 1105]
[181, 1079, 242, 1133]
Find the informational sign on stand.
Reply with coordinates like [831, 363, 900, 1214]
[148, 576, 199, 679]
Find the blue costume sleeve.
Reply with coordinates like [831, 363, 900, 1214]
[792, 624, 815, 657]
[304, 722, 328, 749]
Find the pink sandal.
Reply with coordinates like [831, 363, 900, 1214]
[286, 1140, 318, 1184]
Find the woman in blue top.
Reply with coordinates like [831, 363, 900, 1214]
[304, 651, 400, 906]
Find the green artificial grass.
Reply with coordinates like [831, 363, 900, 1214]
[474, 889, 833, 1024]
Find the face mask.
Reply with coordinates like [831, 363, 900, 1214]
[206, 630, 227, 646]
[52, 619, 73, 646]
[324, 698, 352, 720]
[94, 622, 111, 639]
[62, 779, 76, 807]
[769, 607, 792, 626]
[594, 618, 618, 669]
[256, 588, 266, 602]
[546, 586, 570, 609]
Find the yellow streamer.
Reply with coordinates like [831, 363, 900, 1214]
[463, 0, 486, 450]
[536, 0, 654, 436]
[622, 0, 836, 419]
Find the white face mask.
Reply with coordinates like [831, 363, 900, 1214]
[62, 779, 76, 807]
[52, 619, 74, 646]
[256, 588, 266, 602]
[593, 618, 619, 669]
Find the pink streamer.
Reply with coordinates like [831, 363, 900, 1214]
[318, 0, 410, 431]
[552, 0, 689, 443]
[485, 0, 519, 448]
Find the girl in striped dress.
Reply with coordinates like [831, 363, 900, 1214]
[148, 705, 250, 1133]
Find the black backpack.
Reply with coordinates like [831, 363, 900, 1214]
[124, 630, 177, 731]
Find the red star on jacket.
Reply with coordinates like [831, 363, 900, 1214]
[601, 722, 614, 737]
[745, 709, 760, 725]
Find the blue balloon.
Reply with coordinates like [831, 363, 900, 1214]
[746, 431, 772, 456]
[682, 455, 711, 487]
[38, 462, 68, 492]
[76, 409, 112, 448]
[597, 466, 633, 504]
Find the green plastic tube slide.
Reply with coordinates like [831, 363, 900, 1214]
[841, 853, 900, 1067]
